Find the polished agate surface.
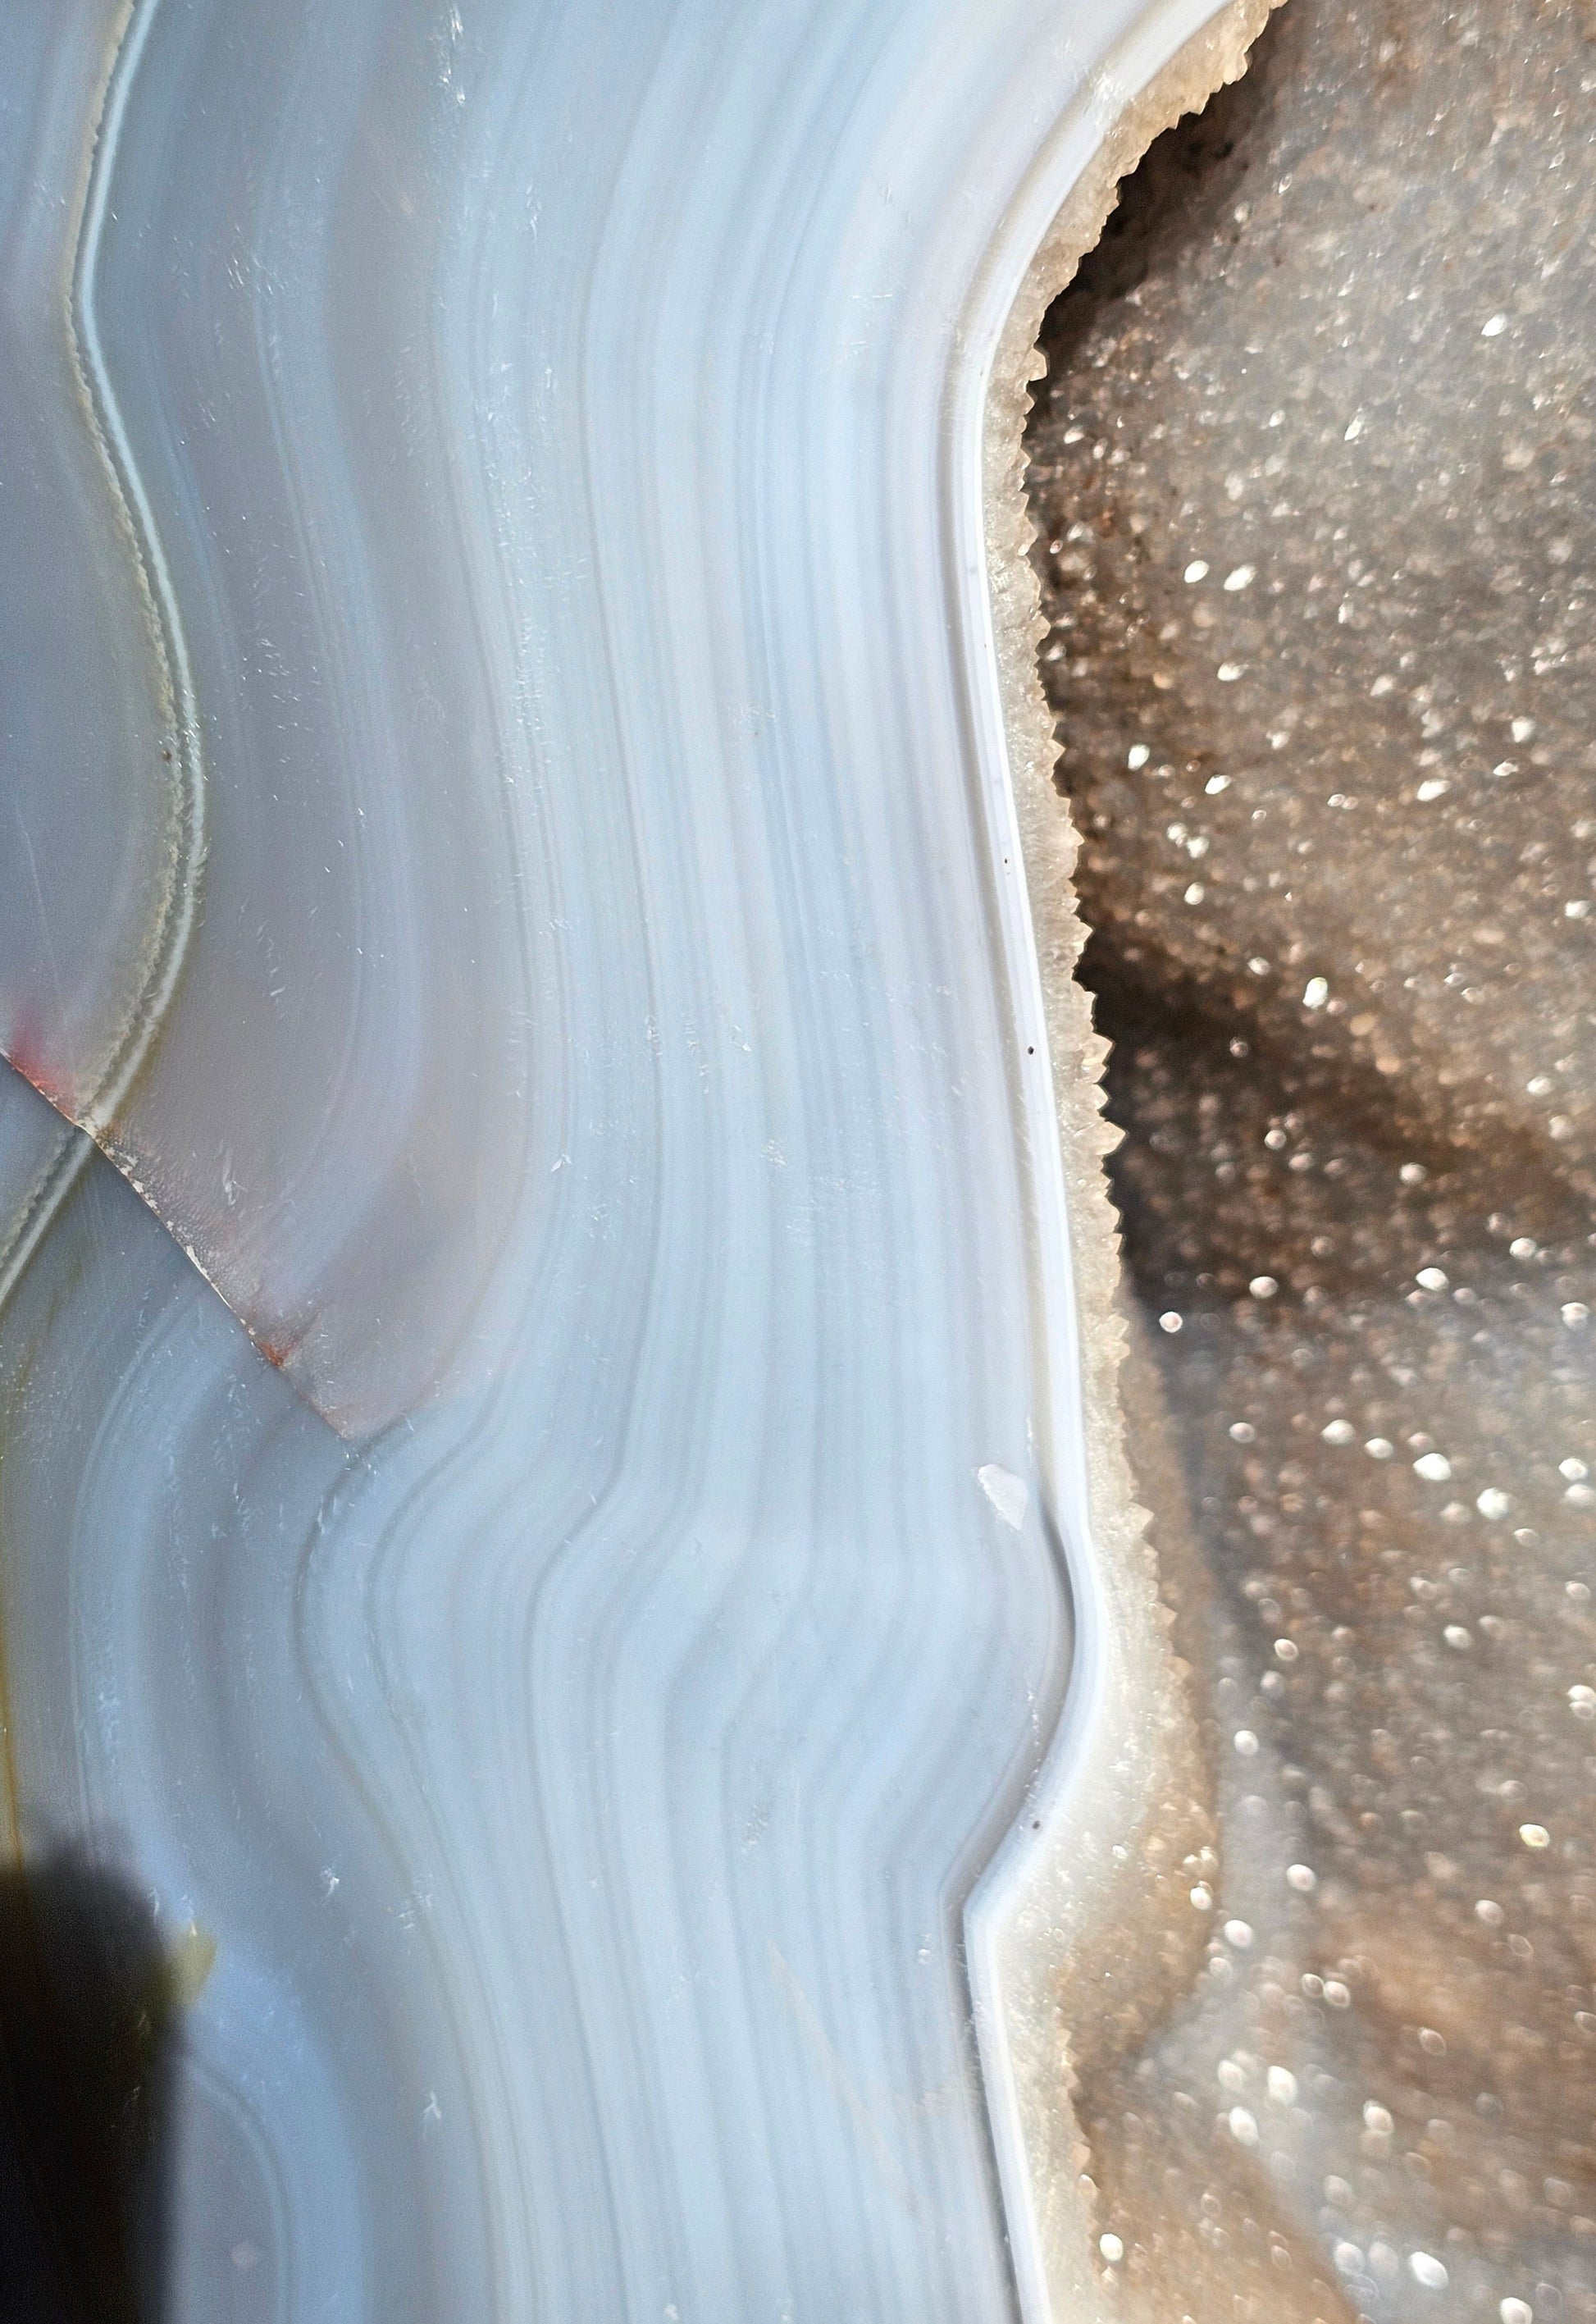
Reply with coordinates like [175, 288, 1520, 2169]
[11, 0, 1587, 2317]
[0, 0, 1275, 2317]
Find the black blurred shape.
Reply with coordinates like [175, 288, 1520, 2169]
[0, 1844, 175, 2322]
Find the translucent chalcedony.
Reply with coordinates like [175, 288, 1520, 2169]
[0, 0, 1277, 2317]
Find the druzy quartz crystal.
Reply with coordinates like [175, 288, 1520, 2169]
[1025, 3, 1596, 2318]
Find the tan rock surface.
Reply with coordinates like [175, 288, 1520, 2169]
[1026, 4, 1596, 2316]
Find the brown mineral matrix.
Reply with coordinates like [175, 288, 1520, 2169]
[1024, 3, 1596, 2317]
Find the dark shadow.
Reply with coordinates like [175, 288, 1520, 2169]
[0, 1843, 176, 2322]
[1040, 5, 1284, 372]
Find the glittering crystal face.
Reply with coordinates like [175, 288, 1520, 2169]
[1026, 6, 1596, 2319]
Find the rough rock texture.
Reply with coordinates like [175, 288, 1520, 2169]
[1027, 2, 1596, 2318]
